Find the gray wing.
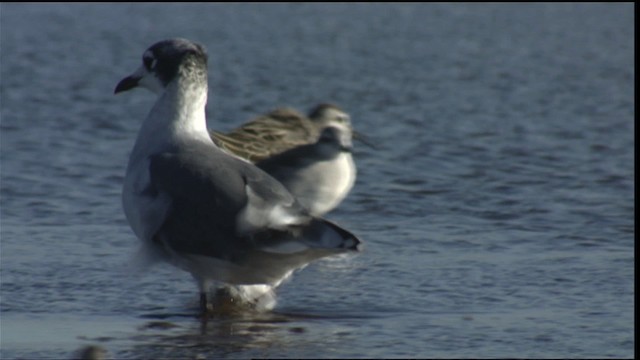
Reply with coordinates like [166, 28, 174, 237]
[255, 142, 329, 175]
[147, 141, 311, 257]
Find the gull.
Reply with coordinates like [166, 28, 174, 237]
[210, 103, 366, 163]
[255, 126, 356, 216]
[114, 38, 362, 314]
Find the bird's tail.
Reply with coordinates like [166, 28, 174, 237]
[302, 218, 363, 252]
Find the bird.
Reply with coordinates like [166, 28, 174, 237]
[255, 126, 356, 216]
[210, 105, 363, 216]
[114, 38, 362, 315]
[210, 103, 358, 163]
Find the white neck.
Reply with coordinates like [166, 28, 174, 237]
[128, 77, 210, 167]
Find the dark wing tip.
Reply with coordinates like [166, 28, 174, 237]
[320, 218, 363, 252]
[344, 233, 363, 252]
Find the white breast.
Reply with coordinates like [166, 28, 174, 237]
[284, 152, 356, 216]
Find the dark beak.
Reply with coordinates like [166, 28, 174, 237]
[353, 131, 377, 149]
[114, 75, 141, 94]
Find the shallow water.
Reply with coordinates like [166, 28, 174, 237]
[0, 3, 634, 359]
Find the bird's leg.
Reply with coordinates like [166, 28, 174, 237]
[197, 278, 213, 318]
[199, 293, 208, 335]
[200, 291, 214, 315]
[200, 292, 208, 314]
[198, 290, 213, 335]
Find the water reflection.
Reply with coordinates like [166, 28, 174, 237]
[126, 303, 364, 359]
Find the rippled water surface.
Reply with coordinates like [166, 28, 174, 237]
[0, 3, 634, 359]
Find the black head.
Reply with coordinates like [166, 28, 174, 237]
[115, 38, 208, 94]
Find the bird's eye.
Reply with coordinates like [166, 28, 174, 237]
[143, 56, 157, 70]
[338, 115, 350, 123]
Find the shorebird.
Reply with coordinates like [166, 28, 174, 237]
[114, 38, 362, 314]
[211, 105, 363, 215]
[210, 103, 357, 163]
[256, 126, 356, 216]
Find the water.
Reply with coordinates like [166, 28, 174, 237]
[0, 3, 634, 359]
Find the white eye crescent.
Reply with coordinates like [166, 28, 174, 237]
[142, 51, 157, 70]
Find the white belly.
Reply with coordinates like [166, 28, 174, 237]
[284, 152, 356, 216]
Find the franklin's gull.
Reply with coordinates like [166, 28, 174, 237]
[114, 38, 362, 314]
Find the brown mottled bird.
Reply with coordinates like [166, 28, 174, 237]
[209, 104, 355, 163]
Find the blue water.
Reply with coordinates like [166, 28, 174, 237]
[0, 3, 634, 359]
